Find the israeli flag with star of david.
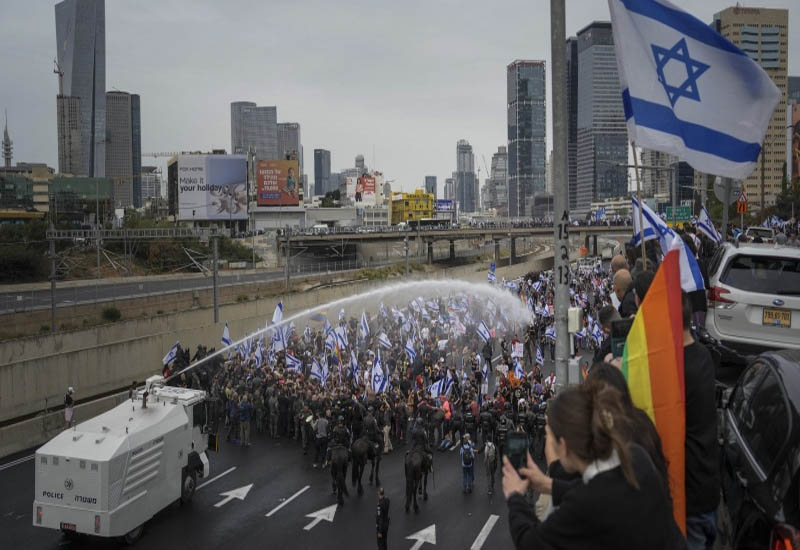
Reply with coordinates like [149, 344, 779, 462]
[609, 0, 780, 179]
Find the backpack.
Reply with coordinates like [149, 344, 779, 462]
[462, 445, 474, 466]
[485, 443, 497, 463]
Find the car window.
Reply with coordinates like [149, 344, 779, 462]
[747, 228, 773, 239]
[736, 366, 789, 475]
[731, 360, 766, 419]
[708, 246, 727, 278]
[720, 254, 800, 293]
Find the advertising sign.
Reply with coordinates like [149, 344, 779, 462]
[792, 104, 800, 184]
[358, 176, 376, 205]
[256, 160, 300, 206]
[436, 199, 454, 212]
[345, 177, 357, 203]
[178, 155, 247, 221]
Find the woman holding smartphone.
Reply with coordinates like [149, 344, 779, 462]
[502, 383, 685, 550]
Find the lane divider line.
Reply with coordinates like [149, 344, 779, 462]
[265, 485, 310, 517]
[197, 466, 236, 490]
[470, 514, 500, 550]
[0, 454, 34, 471]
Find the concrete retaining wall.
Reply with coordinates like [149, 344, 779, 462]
[0, 251, 553, 459]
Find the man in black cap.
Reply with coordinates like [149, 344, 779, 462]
[376, 487, 390, 550]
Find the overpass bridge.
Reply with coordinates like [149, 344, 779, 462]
[280, 224, 633, 265]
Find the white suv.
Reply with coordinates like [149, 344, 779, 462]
[706, 243, 800, 359]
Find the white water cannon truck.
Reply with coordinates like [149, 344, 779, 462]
[33, 375, 216, 543]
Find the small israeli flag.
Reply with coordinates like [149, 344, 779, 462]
[514, 358, 525, 380]
[272, 300, 284, 325]
[404, 338, 417, 363]
[428, 378, 443, 399]
[285, 352, 302, 372]
[477, 321, 491, 344]
[697, 204, 722, 243]
[339, 308, 346, 321]
[444, 369, 455, 395]
[536, 346, 544, 366]
[378, 332, 392, 350]
[254, 340, 263, 366]
[221, 322, 232, 347]
[351, 349, 359, 380]
[371, 352, 387, 394]
[545, 325, 556, 341]
[335, 325, 349, 349]
[311, 358, 327, 383]
[488, 262, 497, 283]
[360, 311, 370, 338]
[304, 325, 312, 343]
[609, 0, 780, 179]
[162, 341, 180, 366]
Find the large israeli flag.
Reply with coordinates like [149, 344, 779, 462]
[360, 311, 370, 338]
[488, 262, 497, 284]
[428, 378, 444, 399]
[697, 204, 722, 243]
[513, 358, 525, 380]
[272, 300, 284, 325]
[477, 321, 491, 344]
[285, 352, 302, 372]
[609, 0, 780, 179]
[404, 338, 417, 363]
[311, 358, 328, 384]
[371, 352, 387, 394]
[377, 332, 392, 350]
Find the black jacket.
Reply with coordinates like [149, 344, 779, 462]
[376, 496, 390, 531]
[507, 445, 685, 550]
[618, 288, 638, 318]
[684, 341, 719, 516]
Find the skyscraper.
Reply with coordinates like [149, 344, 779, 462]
[789, 76, 800, 104]
[57, 95, 82, 175]
[566, 37, 579, 210]
[424, 176, 437, 198]
[314, 149, 331, 197]
[2, 111, 12, 169]
[576, 22, 628, 212]
[105, 91, 136, 208]
[507, 60, 546, 218]
[640, 149, 677, 197]
[487, 146, 508, 216]
[55, 0, 106, 177]
[130, 94, 141, 208]
[277, 122, 302, 172]
[714, 6, 788, 211]
[355, 154, 366, 173]
[230, 101, 278, 160]
[140, 166, 161, 202]
[444, 177, 455, 201]
[456, 140, 476, 213]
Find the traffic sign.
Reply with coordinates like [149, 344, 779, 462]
[736, 190, 748, 214]
[713, 177, 742, 203]
[665, 205, 691, 222]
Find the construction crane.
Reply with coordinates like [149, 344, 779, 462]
[53, 59, 64, 95]
[142, 152, 181, 158]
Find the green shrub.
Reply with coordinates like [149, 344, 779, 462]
[101, 307, 122, 322]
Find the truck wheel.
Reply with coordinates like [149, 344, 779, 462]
[181, 468, 197, 504]
[123, 524, 144, 545]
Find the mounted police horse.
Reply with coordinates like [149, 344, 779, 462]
[350, 432, 383, 495]
[330, 445, 349, 505]
[404, 448, 432, 513]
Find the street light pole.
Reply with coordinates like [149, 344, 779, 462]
[213, 235, 219, 324]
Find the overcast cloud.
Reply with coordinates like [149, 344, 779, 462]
[1, 0, 797, 194]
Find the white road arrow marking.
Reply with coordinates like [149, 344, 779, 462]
[265, 485, 310, 517]
[213, 483, 253, 508]
[303, 503, 337, 531]
[406, 524, 436, 550]
[470, 515, 499, 550]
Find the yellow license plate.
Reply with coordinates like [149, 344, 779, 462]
[762, 308, 791, 328]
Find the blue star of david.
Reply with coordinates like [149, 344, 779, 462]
[651, 38, 710, 108]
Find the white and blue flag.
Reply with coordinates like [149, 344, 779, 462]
[513, 358, 525, 380]
[360, 311, 370, 338]
[536, 346, 544, 366]
[272, 300, 284, 325]
[311, 358, 328, 384]
[377, 332, 392, 350]
[477, 321, 491, 344]
[371, 352, 387, 394]
[488, 262, 497, 284]
[303, 325, 312, 343]
[609, 0, 780, 179]
[285, 352, 302, 372]
[335, 325, 349, 350]
[254, 340, 263, 366]
[272, 325, 287, 352]
[428, 378, 444, 399]
[404, 338, 417, 363]
[351, 349, 359, 380]
[162, 341, 180, 366]
[697, 204, 722, 243]
[545, 325, 557, 342]
[633, 197, 705, 292]
[221, 322, 232, 347]
[595, 207, 607, 222]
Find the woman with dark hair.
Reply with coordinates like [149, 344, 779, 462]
[503, 383, 684, 550]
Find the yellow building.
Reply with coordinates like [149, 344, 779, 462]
[390, 189, 434, 224]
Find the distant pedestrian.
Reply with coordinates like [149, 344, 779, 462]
[239, 394, 252, 447]
[64, 387, 75, 428]
[460, 434, 475, 494]
[376, 487, 390, 550]
[484, 440, 497, 495]
[313, 413, 329, 468]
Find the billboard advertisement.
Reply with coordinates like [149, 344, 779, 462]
[792, 104, 800, 184]
[345, 177, 357, 203]
[436, 199, 454, 212]
[256, 160, 300, 206]
[178, 155, 247, 221]
[358, 176, 377, 205]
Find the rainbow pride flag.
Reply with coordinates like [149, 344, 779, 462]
[621, 249, 686, 535]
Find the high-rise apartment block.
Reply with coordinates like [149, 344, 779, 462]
[230, 101, 278, 160]
[507, 60, 546, 218]
[640, 149, 677, 197]
[486, 146, 509, 216]
[456, 140, 477, 213]
[55, 0, 106, 177]
[140, 166, 161, 202]
[277, 122, 302, 169]
[314, 149, 331, 197]
[3, 112, 12, 169]
[444, 177, 455, 202]
[789, 76, 800, 104]
[57, 96, 82, 175]
[424, 176, 437, 198]
[575, 22, 628, 212]
[713, 6, 788, 211]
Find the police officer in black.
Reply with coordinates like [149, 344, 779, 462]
[364, 406, 381, 453]
[376, 487, 390, 550]
[495, 409, 515, 460]
[478, 401, 495, 451]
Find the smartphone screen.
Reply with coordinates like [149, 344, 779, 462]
[505, 432, 528, 470]
[610, 318, 634, 358]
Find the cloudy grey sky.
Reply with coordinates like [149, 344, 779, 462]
[1, 0, 797, 194]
